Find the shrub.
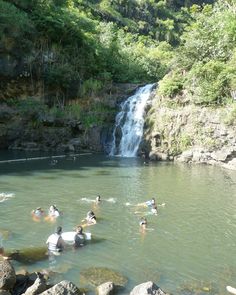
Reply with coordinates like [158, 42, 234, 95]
[158, 71, 185, 98]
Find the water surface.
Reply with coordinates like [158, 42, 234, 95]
[0, 152, 236, 294]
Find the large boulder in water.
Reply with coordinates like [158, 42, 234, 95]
[5, 247, 48, 264]
[80, 267, 127, 287]
[130, 281, 167, 295]
[39, 280, 82, 295]
[0, 259, 16, 290]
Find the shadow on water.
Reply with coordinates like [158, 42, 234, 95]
[0, 151, 145, 177]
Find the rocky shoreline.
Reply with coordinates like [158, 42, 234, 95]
[0, 259, 167, 295]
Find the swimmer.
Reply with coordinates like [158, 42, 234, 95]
[151, 204, 158, 215]
[31, 207, 45, 221]
[46, 226, 65, 255]
[45, 205, 61, 222]
[139, 216, 147, 235]
[95, 195, 101, 204]
[137, 197, 156, 208]
[49, 205, 60, 217]
[82, 210, 97, 226]
[74, 225, 86, 248]
[139, 217, 147, 228]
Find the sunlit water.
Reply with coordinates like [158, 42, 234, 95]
[1, 151, 236, 294]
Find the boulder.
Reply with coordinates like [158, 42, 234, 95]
[22, 276, 47, 295]
[97, 282, 114, 295]
[175, 150, 193, 163]
[0, 260, 16, 290]
[211, 148, 232, 162]
[80, 267, 127, 287]
[130, 281, 166, 295]
[223, 158, 236, 171]
[39, 280, 82, 295]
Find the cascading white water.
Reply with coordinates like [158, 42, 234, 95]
[110, 83, 155, 157]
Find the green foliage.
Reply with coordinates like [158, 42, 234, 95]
[80, 79, 103, 97]
[15, 98, 47, 120]
[80, 102, 116, 128]
[159, 71, 185, 97]
[185, 60, 232, 105]
[159, 0, 236, 106]
[0, 0, 34, 53]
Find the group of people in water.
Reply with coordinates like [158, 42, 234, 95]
[0, 194, 158, 259]
[31, 194, 157, 256]
[30, 196, 101, 255]
[31, 205, 62, 222]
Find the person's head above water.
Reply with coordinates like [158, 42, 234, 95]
[151, 198, 156, 205]
[56, 226, 62, 235]
[76, 225, 83, 234]
[87, 210, 95, 217]
[140, 217, 147, 225]
[151, 204, 158, 214]
[50, 205, 58, 211]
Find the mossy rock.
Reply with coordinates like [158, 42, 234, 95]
[5, 247, 48, 264]
[0, 229, 12, 240]
[177, 281, 215, 295]
[80, 267, 128, 287]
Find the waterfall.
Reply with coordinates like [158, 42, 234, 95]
[109, 83, 155, 157]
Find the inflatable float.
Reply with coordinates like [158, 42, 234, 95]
[61, 231, 91, 244]
[227, 286, 236, 295]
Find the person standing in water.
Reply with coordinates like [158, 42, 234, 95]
[46, 226, 65, 254]
[74, 225, 86, 248]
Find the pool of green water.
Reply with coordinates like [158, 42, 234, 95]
[0, 151, 236, 294]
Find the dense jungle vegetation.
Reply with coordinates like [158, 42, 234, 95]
[0, 0, 235, 109]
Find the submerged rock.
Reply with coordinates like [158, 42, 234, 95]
[5, 247, 48, 264]
[80, 267, 127, 287]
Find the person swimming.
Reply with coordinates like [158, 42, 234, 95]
[151, 204, 158, 215]
[82, 210, 97, 226]
[45, 205, 61, 222]
[139, 216, 147, 234]
[139, 217, 147, 227]
[49, 205, 61, 217]
[145, 198, 156, 207]
[95, 195, 101, 204]
[137, 197, 156, 208]
[31, 207, 45, 221]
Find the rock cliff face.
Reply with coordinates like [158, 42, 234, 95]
[144, 98, 236, 170]
[0, 84, 139, 153]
